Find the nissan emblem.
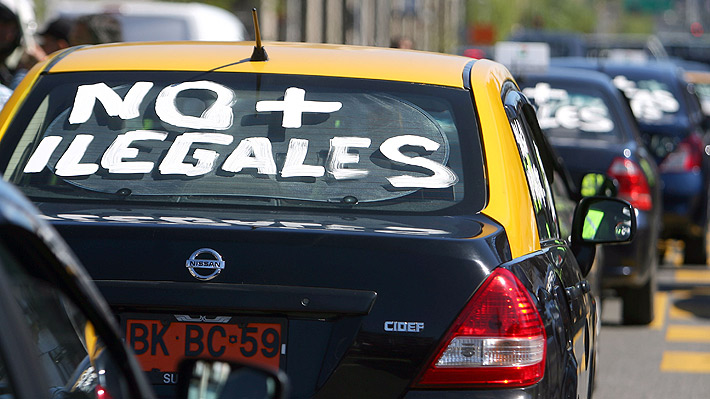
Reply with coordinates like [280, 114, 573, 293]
[186, 248, 225, 281]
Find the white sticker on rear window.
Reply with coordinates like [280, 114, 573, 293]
[101, 130, 168, 174]
[222, 137, 278, 175]
[46, 213, 453, 235]
[159, 133, 234, 176]
[327, 137, 371, 180]
[380, 135, 458, 188]
[256, 87, 342, 128]
[24, 133, 454, 182]
[69, 82, 154, 124]
[23, 136, 63, 173]
[55, 134, 99, 176]
[612, 75, 679, 121]
[280, 138, 326, 178]
[523, 83, 614, 133]
[23, 81, 459, 203]
[155, 81, 237, 130]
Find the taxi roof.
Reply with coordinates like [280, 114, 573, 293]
[44, 41, 473, 88]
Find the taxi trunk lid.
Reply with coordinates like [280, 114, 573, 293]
[38, 204, 509, 398]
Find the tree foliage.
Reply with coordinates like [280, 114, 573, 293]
[468, 0, 597, 41]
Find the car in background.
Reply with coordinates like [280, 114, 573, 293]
[0, 41, 635, 398]
[517, 68, 662, 324]
[685, 70, 710, 117]
[583, 33, 669, 61]
[507, 28, 587, 57]
[0, 178, 156, 399]
[553, 58, 710, 265]
[660, 32, 710, 66]
[47, 1, 246, 42]
[674, 59, 710, 120]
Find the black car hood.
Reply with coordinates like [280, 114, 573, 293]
[36, 202, 511, 397]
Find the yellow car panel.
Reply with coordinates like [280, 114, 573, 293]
[45, 42, 470, 87]
[469, 59, 540, 257]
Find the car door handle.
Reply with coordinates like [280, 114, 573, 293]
[565, 280, 591, 300]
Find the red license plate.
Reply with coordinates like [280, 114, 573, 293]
[123, 314, 285, 381]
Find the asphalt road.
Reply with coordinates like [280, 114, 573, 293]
[594, 252, 710, 398]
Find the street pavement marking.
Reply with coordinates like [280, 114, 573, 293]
[674, 269, 710, 284]
[667, 286, 710, 320]
[689, 286, 710, 295]
[660, 352, 710, 373]
[666, 325, 710, 342]
[672, 289, 692, 299]
[650, 291, 667, 330]
[668, 289, 694, 320]
[669, 304, 695, 320]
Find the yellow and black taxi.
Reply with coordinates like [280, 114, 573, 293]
[0, 40, 635, 398]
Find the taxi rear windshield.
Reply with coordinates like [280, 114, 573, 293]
[0, 72, 483, 213]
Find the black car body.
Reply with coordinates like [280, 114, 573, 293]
[516, 68, 662, 324]
[0, 42, 636, 398]
[553, 57, 710, 264]
[0, 177, 287, 399]
[0, 178, 156, 399]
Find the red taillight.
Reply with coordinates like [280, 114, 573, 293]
[607, 157, 652, 211]
[659, 134, 703, 174]
[413, 268, 546, 388]
[96, 385, 113, 399]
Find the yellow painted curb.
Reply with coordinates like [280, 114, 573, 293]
[661, 352, 710, 373]
[675, 269, 710, 284]
[666, 325, 710, 342]
[650, 292, 667, 330]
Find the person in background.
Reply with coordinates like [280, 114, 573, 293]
[8, 12, 123, 96]
[38, 17, 71, 55]
[7, 17, 72, 87]
[390, 36, 413, 49]
[0, 2, 22, 88]
[69, 13, 122, 46]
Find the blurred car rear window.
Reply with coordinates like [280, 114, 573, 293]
[611, 74, 681, 125]
[522, 82, 623, 143]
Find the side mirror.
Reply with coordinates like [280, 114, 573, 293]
[580, 173, 618, 198]
[571, 197, 636, 276]
[573, 196, 636, 244]
[177, 359, 289, 399]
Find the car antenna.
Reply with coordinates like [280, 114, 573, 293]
[250, 8, 268, 62]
